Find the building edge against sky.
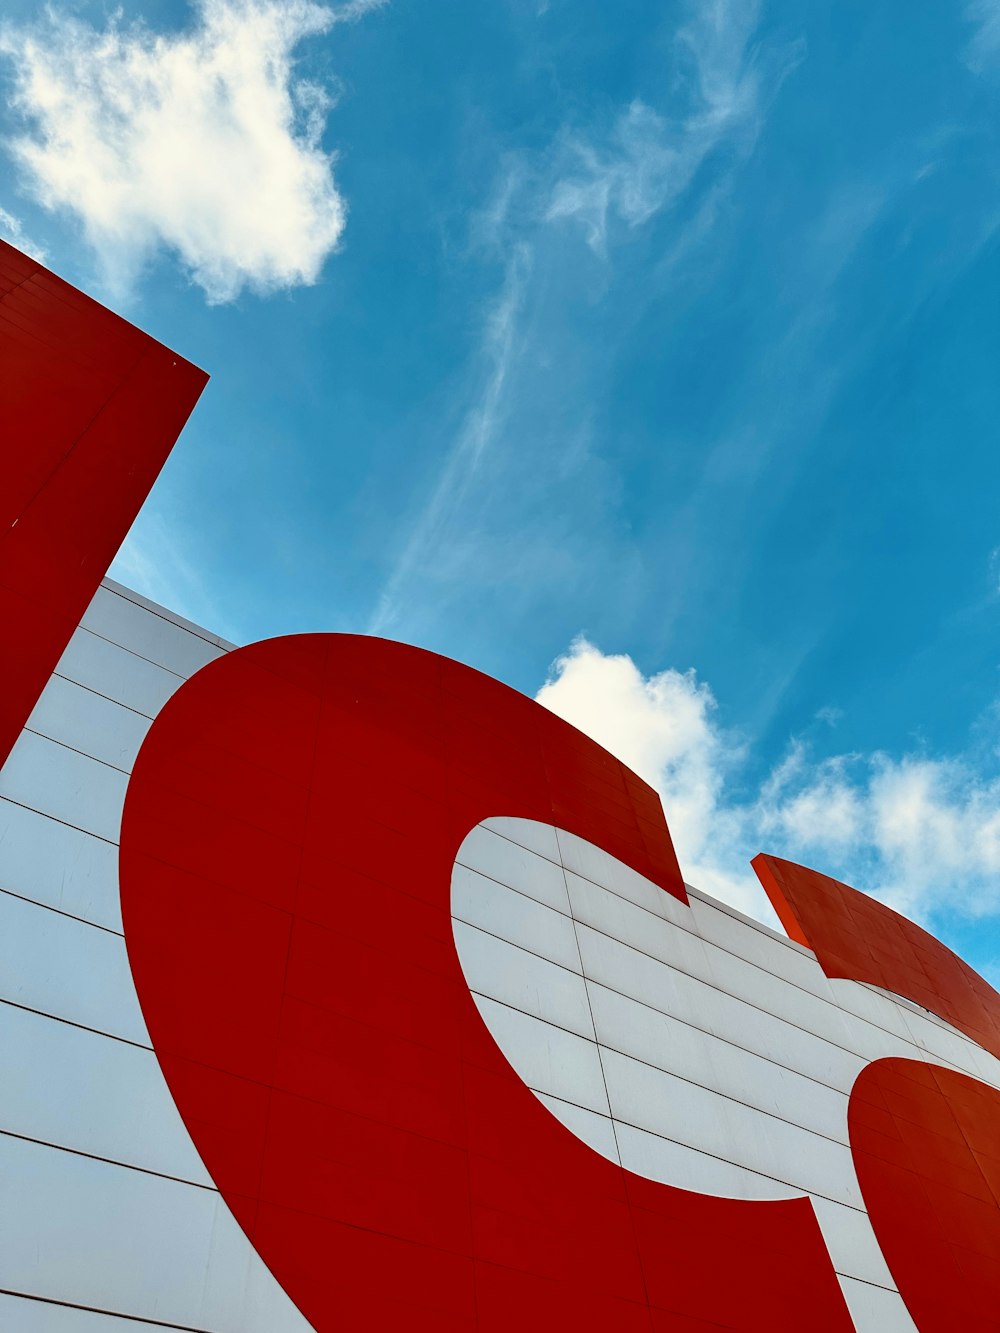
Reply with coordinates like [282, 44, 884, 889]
[4, 242, 1000, 1331]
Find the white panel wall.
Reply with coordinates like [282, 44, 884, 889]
[0, 580, 314, 1333]
[454, 817, 1000, 1333]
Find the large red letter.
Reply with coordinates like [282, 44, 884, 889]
[120, 634, 853, 1332]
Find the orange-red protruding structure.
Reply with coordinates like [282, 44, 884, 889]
[753, 852, 1000, 1062]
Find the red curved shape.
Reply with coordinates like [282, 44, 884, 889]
[120, 635, 854, 1331]
[753, 853, 1000, 1063]
[850, 1058, 1000, 1331]
[0, 238, 208, 770]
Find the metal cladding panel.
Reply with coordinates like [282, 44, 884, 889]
[4, 600, 1000, 1330]
[0, 728, 130, 842]
[0, 796, 119, 928]
[0, 581, 311, 1332]
[0, 1134, 312, 1332]
[0, 888, 149, 1043]
[0, 1293, 199, 1333]
[0, 1000, 210, 1183]
[0, 239, 208, 770]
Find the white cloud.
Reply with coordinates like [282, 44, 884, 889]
[546, 102, 683, 252]
[536, 640, 730, 856]
[537, 638, 1000, 931]
[0, 0, 380, 301]
[545, 0, 796, 252]
[0, 205, 46, 262]
[537, 638, 768, 918]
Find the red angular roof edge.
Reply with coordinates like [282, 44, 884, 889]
[0, 238, 209, 769]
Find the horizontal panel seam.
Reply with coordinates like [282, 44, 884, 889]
[477, 829, 973, 1047]
[0, 1128, 217, 1192]
[0, 997, 150, 1051]
[518, 1070, 877, 1220]
[0, 884, 124, 936]
[72, 623, 192, 681]
[456, 847, 936, 1063]
[454, 916, 893, 1102]
[20, 723, 135, 776]
[0, 1286, 218, 1332]
[470, 986, 856, 1156]
[0, 793, 120, 848]
[50, 668, 165, 722]
[100, 582, 236, 652]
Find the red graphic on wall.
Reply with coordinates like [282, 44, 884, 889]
[0, 239, 207, 770]
[120, 633, 854, 1332]
[850, 1059, 1000, 1332]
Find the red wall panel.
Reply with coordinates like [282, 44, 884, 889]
[850, 1058, 1000, 1331]
[0, 239, 208, 768]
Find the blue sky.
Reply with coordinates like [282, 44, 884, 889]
[3, 0, 1000, 966]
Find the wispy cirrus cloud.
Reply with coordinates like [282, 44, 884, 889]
[546, 0, 794, 253]
[369, 0, 793, 634]
[367, 243, 531, 634]
[0, 0, 383, 302]
[538, 638, 1000, 931]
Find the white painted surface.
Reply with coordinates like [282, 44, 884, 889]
[0, 1134, 311, 1333]
[0, 581, 313, 1333]
[0, 729, 130, 844]
[0, 797, 119, 928]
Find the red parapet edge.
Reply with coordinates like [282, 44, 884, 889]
[753, 852, 1000, 1062]
[0, 238, 208, 769]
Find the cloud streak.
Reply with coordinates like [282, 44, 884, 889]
[545, 0, 794, 252]
[368, 0, 790, 634]
[0, 0, 381, 301]
[537, 638, 1000, 931]
[367, 243, 531, 634]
